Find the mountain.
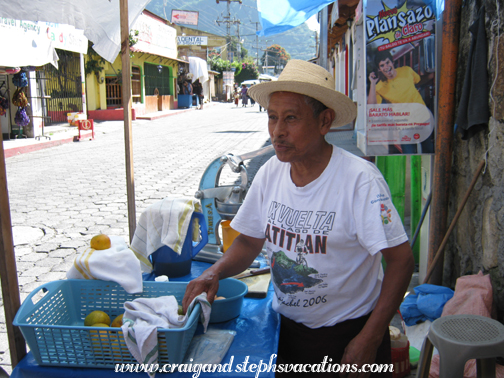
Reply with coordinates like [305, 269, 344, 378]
[145, 0, 318, 62]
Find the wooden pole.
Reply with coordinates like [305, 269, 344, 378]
[423, 160, 486, 284]
[120, 0, 137, 242]
[427, 0, 463, 284]
[0, 131, 26, 367]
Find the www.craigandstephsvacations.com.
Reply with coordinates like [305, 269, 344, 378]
[115, 355, 394, 377]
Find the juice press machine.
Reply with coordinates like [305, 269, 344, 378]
[194, 144, 274, 263]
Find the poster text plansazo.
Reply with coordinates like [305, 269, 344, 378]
[365, 0, 437, 155]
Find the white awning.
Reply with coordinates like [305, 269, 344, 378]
[0, 0, 151, 63]
[0, 30, 59, 68]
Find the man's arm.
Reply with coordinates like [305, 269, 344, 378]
[339, 241, 414, 378]
[182, 233, 265, 312]
[367, 72, 379, 104]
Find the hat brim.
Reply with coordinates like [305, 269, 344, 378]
[248, 81, 357, 128]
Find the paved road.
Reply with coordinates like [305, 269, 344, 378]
[0, 102, 273, 374]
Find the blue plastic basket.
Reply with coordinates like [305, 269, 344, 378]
[13, 279, 201, 368]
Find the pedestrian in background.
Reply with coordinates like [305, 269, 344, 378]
[241, 84, 248, 107]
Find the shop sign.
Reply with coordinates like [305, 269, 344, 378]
[171, 10, 199, 26]
[177, 36, 208, 46]
[0, 18, 88, 54]
[365, 0, 437, 155]
[132, 13, 177, 59]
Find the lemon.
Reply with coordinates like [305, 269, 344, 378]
[90, 234, 112, 250]
[110, 314, 124, 328]
[85, 310, 110, 327]
[178, 305, 185, 315]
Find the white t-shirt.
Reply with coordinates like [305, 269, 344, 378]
[231, 146, 409, 328]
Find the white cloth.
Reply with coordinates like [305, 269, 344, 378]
[189, 57, 209, 84]
[121, 293, 211, 376]
[66, 235, 143, 293]
[231, 146, 409, 328]
[0, 0, 149, 64]
[130, 197, 202, 273]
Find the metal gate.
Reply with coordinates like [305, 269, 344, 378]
[43, 50, 83, 124]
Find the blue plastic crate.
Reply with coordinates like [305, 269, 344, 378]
[13, 279, 201, 368]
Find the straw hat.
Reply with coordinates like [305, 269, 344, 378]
[248, 60, 357, 128]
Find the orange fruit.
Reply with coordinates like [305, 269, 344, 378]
[84, 310, 110, 327]
[110, 314, 124, 328]
[90, 234, 111, 250]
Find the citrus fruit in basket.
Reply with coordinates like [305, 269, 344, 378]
[111, 314, 124, 328]
[90, 234, 112, 250]
[85, 310, 111, 326]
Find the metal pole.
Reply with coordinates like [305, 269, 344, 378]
[120, 0, 137, 243]
[319, 7, 329, 69]
[427, 0, 462, 284]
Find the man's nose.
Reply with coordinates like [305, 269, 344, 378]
[270, 120, 287, 138]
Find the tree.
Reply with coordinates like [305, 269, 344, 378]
[234, 59, 259, 84]
[261, 44, 291, 74]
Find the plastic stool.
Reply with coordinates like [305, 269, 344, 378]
[416, 314, 504, 378]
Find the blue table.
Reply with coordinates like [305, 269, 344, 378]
[11, 260, 279, 378]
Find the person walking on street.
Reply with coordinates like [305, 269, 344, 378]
[241, 84, 249, 107]
[193, 80, 204, 110]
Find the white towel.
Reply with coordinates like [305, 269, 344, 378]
[121, 293, 211, 377]
[66, 235, 143, 293]
[130, 197, 202, 273]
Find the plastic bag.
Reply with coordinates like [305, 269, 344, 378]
[400, 284, 454, 326]
[183, 329, 236, 365]
[12, 72, 28, 87]
[12, 88, 28, 107]
[15, 107, 30, 127]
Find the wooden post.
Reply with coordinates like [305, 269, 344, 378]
[0, 131, 26, 367]
[120, 0, 137, 243]
[427, 0, 462, 284]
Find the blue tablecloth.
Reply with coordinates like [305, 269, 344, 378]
[11, 260, 279, 378]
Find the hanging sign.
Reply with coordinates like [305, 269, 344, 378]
[365, 0, 437, 155]
[177, 36, 208, 46]
[171, 10, 199, 26]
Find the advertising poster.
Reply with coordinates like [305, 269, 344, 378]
[365, 0, 437, 155]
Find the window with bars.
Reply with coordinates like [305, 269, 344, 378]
[132, 66, 141, 103]
[144, 63, 171, 96]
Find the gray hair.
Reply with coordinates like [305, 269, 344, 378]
[303, 95, 329, 119]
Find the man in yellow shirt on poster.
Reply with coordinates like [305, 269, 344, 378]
[367, 49, 434, 154]
[367, 50, 426, 105]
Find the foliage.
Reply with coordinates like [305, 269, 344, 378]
[261, 44, 291, 74]
[234, 59, 259, 84]
[84, 42, 106, 77]
[209, 56, 259, 83]
[208, 57, 241, 79]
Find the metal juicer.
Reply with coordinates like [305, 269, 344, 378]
[195, 145, 274, 253]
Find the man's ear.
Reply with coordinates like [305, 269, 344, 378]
[319, 108, 335, 135]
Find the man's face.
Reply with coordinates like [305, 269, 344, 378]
[378, 58, 396, 79]
[267, 92, 328, 164]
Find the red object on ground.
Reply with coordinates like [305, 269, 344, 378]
[77, 119, 94, 140]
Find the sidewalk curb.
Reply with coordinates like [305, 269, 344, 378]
[5, 131, 93, 158]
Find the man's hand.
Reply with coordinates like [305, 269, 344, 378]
[182, 269, 220, 313]
[339, 241, 414, 378]
[339, 331, 381, 378]
[181, 233, 265, 313]
[368, 72, 379, 85]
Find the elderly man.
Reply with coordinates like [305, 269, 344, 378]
[183, 60, 414, 377]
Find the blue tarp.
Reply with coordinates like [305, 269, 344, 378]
[256, 0, 333, 36]
[400, 284, 454, 326]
